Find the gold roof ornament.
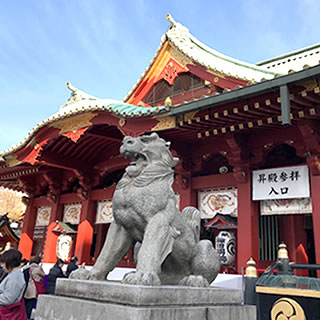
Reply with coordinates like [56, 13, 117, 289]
[245, 257, 257, 278]
[166, 13, 176, 26]
[278, 243, 289, 259]
[164, 96, 172, 106]
[60, 82, 98, 110]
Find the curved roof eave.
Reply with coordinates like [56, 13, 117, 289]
[0, 98, 169, 159]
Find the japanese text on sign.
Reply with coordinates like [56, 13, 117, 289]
[252, 165, 309, 200]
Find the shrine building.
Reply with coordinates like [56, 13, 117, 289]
[1, 15, 320, 274]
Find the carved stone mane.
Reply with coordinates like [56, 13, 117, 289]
[71, 133, 220, 287]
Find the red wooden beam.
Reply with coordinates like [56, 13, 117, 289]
[192, 173, 236, 190]
[39, 150, 93, 173]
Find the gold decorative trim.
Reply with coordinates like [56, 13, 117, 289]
[151, 117, 176, 131]
[256, 286, 320, 298]
[271, 297, 305, 320]
[49, 112, 96, 134]
[5, 155, 21, 167]
[167, 44, 193, 69]
[183, 112, 197, 123]
[119, 118, 126, 127]
[301, 79, 318, 92]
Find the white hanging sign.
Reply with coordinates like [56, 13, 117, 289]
[56, 234, 72, 262]
[198, 188, 237, 219]
[36, 206, 51, 226]
[252, 165, 310, 201]
[96, 200, 113, 224]
[63, 203, 82, 224]
[261, 198, 312, 215]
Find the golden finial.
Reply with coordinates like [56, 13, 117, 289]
[166, 14, 176, 26]
[164, 96, 172, 106]
[245, 258, 257, 278]
[278, 243, 289, 259]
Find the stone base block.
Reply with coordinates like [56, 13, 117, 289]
[35, 279, 256, 320]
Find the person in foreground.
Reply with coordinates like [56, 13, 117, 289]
[46, 258, 66, 294]
[0, 249, 27, 320]
[24, 256, 45, 319]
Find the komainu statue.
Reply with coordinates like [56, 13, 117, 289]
[72, 133, 220, 286]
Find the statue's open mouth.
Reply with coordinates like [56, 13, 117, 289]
[122, 151, 146, 167]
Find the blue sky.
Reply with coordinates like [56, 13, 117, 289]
[1, 0, 320, 152]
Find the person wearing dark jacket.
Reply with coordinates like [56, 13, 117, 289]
[66, 257, 79, 278]
[46, 259, 66, 294]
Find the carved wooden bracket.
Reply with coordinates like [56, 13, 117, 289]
[225, 134, 250, 168]
[43, 172, 61, 203]
[175, 174, 190, 190]
[233, 167, 247, 184]
[62, 176, 76, 192]
[307, 156, 320, 176]
[77, 187, 88, 200]
[298, 122, 320, 156]
[21, 196, 30, 206]
[17, 177, 35, 195]
[74, 170, 92, 192]
[46, 190, 57, 204]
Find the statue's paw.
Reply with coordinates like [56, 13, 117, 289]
[179, 275, 209, 287]
[88, 270, 106, 281]
[122, 271, 161, 286]
[69, 268, 90, 280]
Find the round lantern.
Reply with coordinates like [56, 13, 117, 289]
[215, 231, 236, 266]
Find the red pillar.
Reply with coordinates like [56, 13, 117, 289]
[236, 170, 259, 273]
[42, 199, 63, 263]
[18, 198, 37, 259]
[309, 173, 320, 269]
[94, 224, 109, 259]
[174, 175, 197, 211]
[74, 195, 96, 264]
[279, 215, 307, 263]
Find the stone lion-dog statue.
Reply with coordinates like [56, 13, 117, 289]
[71, 133, 220, 286]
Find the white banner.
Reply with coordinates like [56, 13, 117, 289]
[261, 198, 312, 215]
[96, 200, 113, 224]
[56, 234, 72, 262]
[36, 206, 51, 226]
[252, 165, 310, 201]
[198, 188, 237, 219]
[63, 203, 82, 224]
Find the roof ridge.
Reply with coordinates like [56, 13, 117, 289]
[256, 43, 320, 66]
[166, 15, 276, 76]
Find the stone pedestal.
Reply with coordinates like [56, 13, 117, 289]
[35, 279, 256, 320]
